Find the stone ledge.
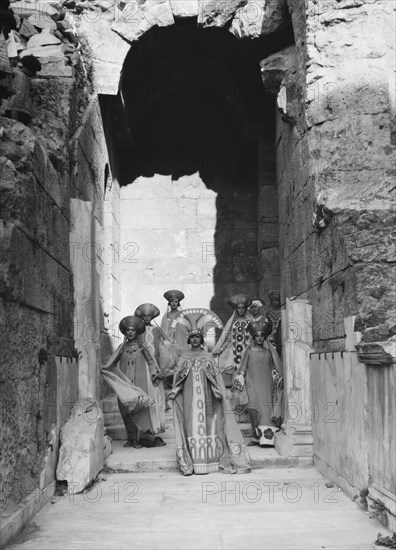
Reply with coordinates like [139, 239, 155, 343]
[356, 342, 396, 367]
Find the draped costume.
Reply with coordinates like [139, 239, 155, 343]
[142, 324, 166, 432]
[236, 341, 284, 428]
[160, 309, 190, 352]
[118, 340, 161, 436]
[171, 349, 251, 476]
[212, 311, 253, 383]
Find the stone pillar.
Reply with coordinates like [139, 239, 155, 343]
[70, 199, 101, 400]
[275, 298, 314, 457]
[257, 120, 280, 297]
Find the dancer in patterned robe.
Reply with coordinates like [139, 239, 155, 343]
[211, 294, 253, 386]
[169, 328, 251, 476]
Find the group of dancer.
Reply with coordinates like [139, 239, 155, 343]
[101, 289, 284, 476]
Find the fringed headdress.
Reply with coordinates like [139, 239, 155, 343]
[171, 308, 223, 349]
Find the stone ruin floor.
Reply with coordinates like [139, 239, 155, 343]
[6, 412, 394, 550]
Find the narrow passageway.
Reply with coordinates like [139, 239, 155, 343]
[1, 1, 394, 548]
[7, 412, 393, 550]
[8, 469, 388, 550]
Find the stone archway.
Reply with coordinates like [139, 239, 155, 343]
[1, 1, 394, 542]
[96, 18, 294, 329]
[77, 0, 291, 94]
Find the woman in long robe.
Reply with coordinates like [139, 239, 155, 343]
[232, 322, 284, 445]
[212, 294, 253, 386]
[169, 330, 251, 476]
[102, 316, 165, 448]
[160, 289, 189, 352]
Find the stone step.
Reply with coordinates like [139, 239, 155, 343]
[107, 421, 254, 441]
[106, 423, 176, 442]
[104, 411, 313, 473]
[105, 440, 313, 473]
[104, 411, 123, 426]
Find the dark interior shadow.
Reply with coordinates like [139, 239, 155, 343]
[99, 19, 292, 323]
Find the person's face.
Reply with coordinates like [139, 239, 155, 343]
[254, 333, 265, 346]
[236, 304, 246, 317]
[271, 296, 280, 308]
[169, 299, 179, 310]
[126, 326, 137, 340]
[142, 314, 152, 325]
[190, 334, 202, 348]
[250, 304, 260, 316]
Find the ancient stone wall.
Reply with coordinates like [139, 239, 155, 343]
[0, 73, 77, 514]
[118, 170, 258, 325]
[311, 349, 396, 531]
[268, 0, 396, 351]
[0, 19, 112, 523]
[70, 97, 113, 400]
[257, 99, 280, 297]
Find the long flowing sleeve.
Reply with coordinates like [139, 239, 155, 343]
[101, 341, 126, 370]
[141, 344, 161, 377]
[212, 311, 235, 355]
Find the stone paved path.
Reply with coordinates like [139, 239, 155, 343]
[5, 412, 393, 549]
[7, 466, 392, 549]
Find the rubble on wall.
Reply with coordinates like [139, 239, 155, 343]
[5, 0, 80, 80]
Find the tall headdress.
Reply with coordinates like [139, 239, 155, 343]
[163, 289, 185, 303]
[119, 316, 146, 336]
[134, 303, 160, 320]
[248, 318, 272, 339]
[172, 308, 223, 350]
[227, 294, 252, 309]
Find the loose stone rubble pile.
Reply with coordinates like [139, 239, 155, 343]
[6, 0, 79, 77]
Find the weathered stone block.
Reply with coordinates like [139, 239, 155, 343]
[230, 0, 288, 39]
[27, 29, 61, 49]
[258, 184, 278, 219]
[258, 220, 278, 248]
[56, 400, 104, 494]
[111, 4, 152, 43]
[198, 0, 247, 28]
[19, 18, 39, 39]
[140, 0, 174, 27]
[170, 0, 199, 18]
[258, 246, 279, 277]
[38, 61, 74, 77]
[260, 45, 297, 96]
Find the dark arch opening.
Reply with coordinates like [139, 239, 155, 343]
[118, 18, 294, 181]
[99, 19, 294, 319]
